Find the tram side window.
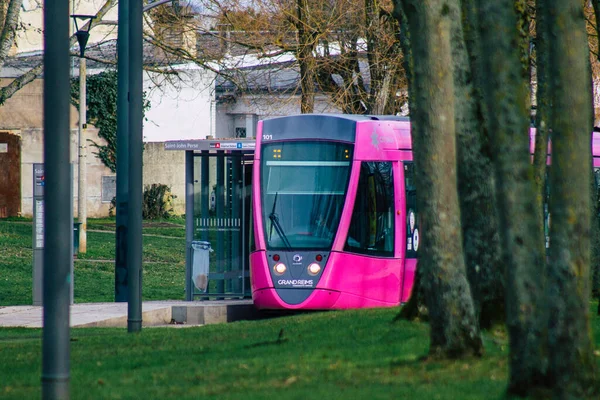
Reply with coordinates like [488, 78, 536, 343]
[405, 162, 419, 258]
[344, 162, 395, 257]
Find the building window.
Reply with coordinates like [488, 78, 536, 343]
[235, 127, 247, 138]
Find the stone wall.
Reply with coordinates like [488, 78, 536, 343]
[20, 127, 114, 217]
[142, 142, 185, 214]
[19, 131, 185, 217]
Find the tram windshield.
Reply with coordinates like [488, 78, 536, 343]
[261, 141, 353, 250]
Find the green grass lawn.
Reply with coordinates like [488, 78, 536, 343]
[0, 218, 186, 305]
[2, 218, 600, 399]
[1, 308, 516, 400]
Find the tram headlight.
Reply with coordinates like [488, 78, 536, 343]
[307, 263, 321, 276]
[274, 263, 287, 275]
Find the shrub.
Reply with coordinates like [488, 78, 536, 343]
[142, 184, 176, 219]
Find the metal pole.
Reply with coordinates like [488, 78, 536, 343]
[185, 151, 194, 301]
[226, 158, 232, 293]
[115, 0, 130, 302]
[242, 154, 250, 297]
[42, 0, 71, 397]
[77, 57, 87, 253]
[127, 0, 143, 333]
[231, 154, 241, 294]
[216, 153, 225, 297]
[200, 151, 209, 299]
[32, 163, 44, 306]
[201, 152, 209, 242]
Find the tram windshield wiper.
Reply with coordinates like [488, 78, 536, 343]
[268, 192, 292, 250]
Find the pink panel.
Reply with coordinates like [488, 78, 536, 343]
[398, 150, 413, 161]
[255, 120, 263, 156]
[250, 251, 273, 290]
[394, 124, 413, 150]
[530, 127, 600, 165]
[252, 121, 266, 250]
[593, 130, 600, 167]
[400, 259, 417, 303]
[332, 291, 402, 309]
[331, 161, 361, 251]
[353, 121, 411, 160]
[250, 249, 410, 309]
[529, 127, 536, 154]
[316, 252, 402, 304]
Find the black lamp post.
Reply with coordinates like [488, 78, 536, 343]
[71, 14, 95, 255]
[71, 15, 95, 57]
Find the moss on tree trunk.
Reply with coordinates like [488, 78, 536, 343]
[476, 0, 548, 395]
[546, 1, 599, 397]
[399, 0, 483, 359]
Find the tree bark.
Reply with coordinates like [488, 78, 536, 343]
[475, 0, 548, 395]
[296, 0, 316, 114]
[452, 0, 504, 329]
[399, 0, 483, 359]
[546, 1, 599, 397]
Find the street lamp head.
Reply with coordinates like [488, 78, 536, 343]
[71, 14, 96, 57]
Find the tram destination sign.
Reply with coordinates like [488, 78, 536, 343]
[165, 139, 255, 151]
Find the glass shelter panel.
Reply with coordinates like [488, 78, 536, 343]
[260, 141, 353, 251]
[192, 151, 253, 298]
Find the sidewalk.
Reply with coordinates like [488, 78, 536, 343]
[0, 300, 259, 328]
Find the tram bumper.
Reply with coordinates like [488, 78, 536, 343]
[252, 288, 340, 310]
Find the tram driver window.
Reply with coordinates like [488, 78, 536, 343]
[344, 162, 395, 257]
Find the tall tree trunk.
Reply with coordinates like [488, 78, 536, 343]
[590, 1, 600, 311]
[399, 0, 483, 358]
[475, 0, 548, 395]
[452, 0, 504, 329]
[514, 0, 532, 113]
[391, 1, 427, 321]
[296, 0, 316, 114]
[393, 1, 413, 106]
[546, 1, 598, 397]
[593, 1, 600, 63]
[533, 0, 550, 242]
[365, 0, 382, 112]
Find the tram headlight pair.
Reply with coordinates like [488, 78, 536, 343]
[307, 263, 321, 276]
[273, 262, 321, 276]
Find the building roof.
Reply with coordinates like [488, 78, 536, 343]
[2, 29, 373, 102]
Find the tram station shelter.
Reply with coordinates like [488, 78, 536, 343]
[165, 138, 256, 301]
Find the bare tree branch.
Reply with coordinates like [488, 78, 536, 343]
[0, 0, 24, 69]
[0, 0, 117, 105]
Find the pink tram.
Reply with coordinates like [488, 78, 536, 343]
[250, 114, 418, 310]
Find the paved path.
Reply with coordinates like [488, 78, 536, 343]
[88, 229, 185, 239]
[0, 300, 258, 328]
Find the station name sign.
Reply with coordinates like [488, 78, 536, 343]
[164, 139, 256, 151]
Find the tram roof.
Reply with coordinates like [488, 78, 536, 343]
[260, 114, 412, 147]
[262, 114, 410, 123]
